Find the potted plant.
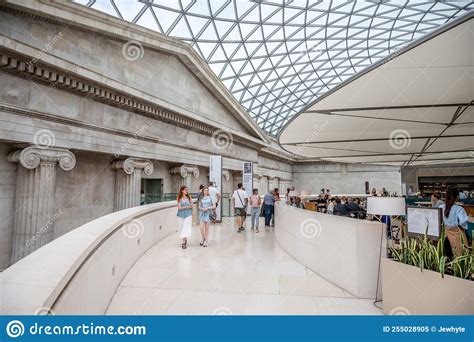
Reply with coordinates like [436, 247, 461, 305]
[382, 224, 473, 315]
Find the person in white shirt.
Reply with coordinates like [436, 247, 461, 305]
[327, 198, 335, 215]
[232, 183, 248, 233]
[208, 181, 220, 224]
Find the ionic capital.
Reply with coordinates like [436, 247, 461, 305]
[170, 164, 199, 178]
[8, 146, 76, 171]
[112, 158, 153, 175]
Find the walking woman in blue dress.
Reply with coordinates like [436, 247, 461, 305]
[177, 185, 193, 249]
[199, 187, 215, 247]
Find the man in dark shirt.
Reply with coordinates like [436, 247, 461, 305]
[345, 197, 360, 213]
[333, 198, 348, 216]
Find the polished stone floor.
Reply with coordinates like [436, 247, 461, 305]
[107, 218, 382, 315]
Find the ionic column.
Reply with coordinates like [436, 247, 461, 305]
[170, 164, 200, 190]
[8, 146, 76, 263]
[112, 158, 153, 211]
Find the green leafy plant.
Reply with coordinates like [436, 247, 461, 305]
[390, 223, 473, 281]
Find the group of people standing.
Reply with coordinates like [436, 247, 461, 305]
[176, 182, 281, 248]
[231, 184, 280, 233]
[176, 182, 220, 249]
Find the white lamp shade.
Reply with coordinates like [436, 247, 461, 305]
[367, 197, 406, 216]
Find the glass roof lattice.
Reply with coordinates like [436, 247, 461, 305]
[75, 0, 474, 136]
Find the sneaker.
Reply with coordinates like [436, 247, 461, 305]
[256, 229, 259, 233]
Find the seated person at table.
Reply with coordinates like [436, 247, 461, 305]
[333, 198, 348, 216]
[345, 197, 360, 213]
[327, 198, 335, 214]
[292, 197, 305, 209]
[431, 193, 444, 208]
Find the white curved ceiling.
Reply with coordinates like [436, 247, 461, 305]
[279, 16, 474, 166]
[76, 0, 474, 136]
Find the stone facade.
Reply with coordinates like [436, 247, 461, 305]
[0, 2, 295, 269]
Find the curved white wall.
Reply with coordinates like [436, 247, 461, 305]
[0, 201, 186, 315]
[274, 202, 384, 298]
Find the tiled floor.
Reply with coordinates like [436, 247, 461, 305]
[106, 218, 382, 315]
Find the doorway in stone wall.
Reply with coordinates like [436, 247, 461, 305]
[141, 178, 163, 204]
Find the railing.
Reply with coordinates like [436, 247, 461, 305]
[274, 202, 385, 298]
[0, 201, 195, 315]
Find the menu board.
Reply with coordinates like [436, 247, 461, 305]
[242, 162, 253, 198]
[406, 206, 442, 239]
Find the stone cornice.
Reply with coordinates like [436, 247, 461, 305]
[0, 49, 266, 148]
[0, 102, 260, 163]
[293, 160, 335, 165]
[0, 0, 270, 145]
[8, 146, 76, 171]
[112, 158, 153, 176]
